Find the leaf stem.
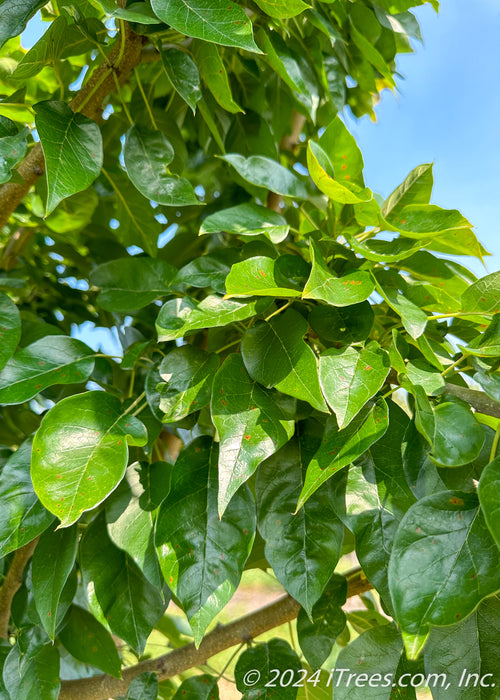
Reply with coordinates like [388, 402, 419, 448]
[216, 642, 244, 681]
[441, 355, 465, 377]
[490, 423, 500, 463]
[135, 68, 158, 130]
[122, 391, 146, 417]
[264, 300, 293, 322]
[215, 338, 242, 354]
[428, 311, 493, 320]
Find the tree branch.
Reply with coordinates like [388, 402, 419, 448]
[0, 24, 146, 234]
[0, 537, 39, 639]
[58, 568, 372, 700]
[267, 110, 306, 213]
[444, 383, 500, 419]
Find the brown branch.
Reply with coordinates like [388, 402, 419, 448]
[444, 383, 500, 419]
[266, 110, 307, 213]
[0, 25, 146, 234]
[0, 537, 39, 639]
[58, 569, 372, 700]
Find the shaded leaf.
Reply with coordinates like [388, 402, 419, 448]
[235, 639, 301, 700]
[200, 202, 289, 244]
[160, 47, 201, 113]
[0, 0, 46, 49]
[478, 457, 500, 548]
[0, 122, 27, 184]
[2, 644, 60, 700]
[193, 41, 242, 113]
[0, 290, 21, 371]
[172, 674, 219, 699]
[220, 154, 308, 198]
[225, 255, 308, 298]
[126, 673, 160, 700]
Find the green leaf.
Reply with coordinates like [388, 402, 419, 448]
[172, 675, 219, 699]
[0, 439, 54, 558]
[382, 163, 433, 219]
[157, 345, 219, 422]
[332, 624, 403, 699]
[0, 290, 21, 371]
[403, 359, 445, 395]
[58, 606, 121, 678]
[127, 673, 160, 700]
[90, 258, 177, 313]
[150, 0, 261, 52]
[318, 116, 365, 187]
[156, 295, 271, 341]
[123, 124, 200, 206]
[303, 241, 375, 306]
[174, 255, 230, 294]
[297, 399, 389, 509]
[307, 141, 371, 204]
[478, 457, 500, 548]
[34, 101, 103, 215]
[155, 438, 255, 645]
[2, 644, 60, 700]
[474, 371, 500, 403]
[296, 574, 347, 670]
[388, 491, 500, 635]
[31, 392, 148, 528]
[80, 512, 167, 653]
[0, 336, 95, 405]
[220, 154, 308, 198]
[257, 436, 344, 615]
[319, 344, 390, 428]
[372, 270, 428, 339]
[226, 256, 308, 298]
[345, 231, 430, 263]
[388, 204, 472, 239]
[235, 639, 301, 700]
[0, 0, 46, 49]
[461, 271, 500, 314]
[200, 202, 289, 244]
[0, 123, 27, 184]
[308, 302, 374, 345]
[211, 354, 294, 516]
[193, 41, 243, 113]
[160, 47, 201, 113]
[32, 525, 78, 639]
[241, 308, 328, 412]
[253, 0, 308, 19]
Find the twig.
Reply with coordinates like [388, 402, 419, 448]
[444, 383, 500, 419]
[0, 538, 39, 639]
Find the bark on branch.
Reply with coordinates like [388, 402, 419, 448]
[267, 110, 307, 213]
[0, 537, 39, 639]
[444, 383, 500, 419]
[58, 569, 372, 700]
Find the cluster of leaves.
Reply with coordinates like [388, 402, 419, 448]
[1, 0, 499, 698]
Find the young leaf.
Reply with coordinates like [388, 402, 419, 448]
[90, 258, 177, 312]
[256, 437, 344, 616]
[211, 354, 294, 516]
[31, 392, 148, 528]
[58, 606, 121, 678]
[171, 674, 219, 699]
[156, 295, 271, 341]
[80, 513, 167, 653]
[193, 41, 243, 113]
[478, 457, 500, 548]
[382, 163, 433, 219]
[123, 124, 200, 206]
[200, 202, 289, 243]
[155, 438, 255, 645]
[32, 525, 78, 640]
[461, 270, 500, 314]
[303, 241, 374, 306]
[297, 399, 389, 509]
[160, 47, 201, 113]
[388, 491, 500, 636]
[220, 154, 308, 198]
[307, 141, 371, 204]
[0, 290, 21, 371]
[0, 336, 95, 405]
[318, 115, 365, 187]
[0, 439, 54, 558]
[241, 308, 328, 412]
[150, 0, 261, 53]
[235, 639, 301, 700]
[319, 343, 390, 428]
[34, 101, 103, 214]
[225, 256, 307, 298]
[296, 574, 347, 670]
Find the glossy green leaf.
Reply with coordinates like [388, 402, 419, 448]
[297, 574, 347, 670]
[297, 399, 389, 509]
[156, 295, 270, 341]
[220, 154, 308, 198]
[478, 457, 500, 548]
[193, 41, 242, 113]
[34, 101, 103, 215]
[388, 204, 472, 239]
[58, 606, 121, 678]
[257, 436, 343, 615]
[127, 673, 160, 700]
[382, 163, 433, 220]
[80, 513, 167, 653]
[318, 116, 364, 187]
[0, 0, 46, 49]
[332, 624, 403, 699]
[319, 343, 390, 428]
[2, 644, 60, 700]
[0, 439, 54, 558]
[253, 0, 308, 18]
[389, 491, 500, 635]
[172, 674, 219, 699]
[474, 371, 500, 403]
[241, 308, 328, 412]
[90, 258, 177, 312]
[150, 0, 260, 52]
[157, 345, 219, 422]
[0, 336, 95, 405]
[0, 122, 27, 184]
[307, 141, 371, 204]
[32, 525, 78, 639]
[200, 203, 289, 243]
[0, 290, 21, 371]
[211, 354, 294, 516]
[461, 271, 500, 314]
[155, 438, 255, 645]
[235, 639, 301, 700]
[345, 231, 430, 263]
[404, 359, 445, 395]
[373, 271, 428, 339]
[123, 124, 200, 206]
[400, 251, 475, 299]
[174, 255, 230, 294]
[31, 392, 148, 528]
[309, 302, 374, 345]
[225, 255, 308, 298]
[160, 47, 201, 113]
